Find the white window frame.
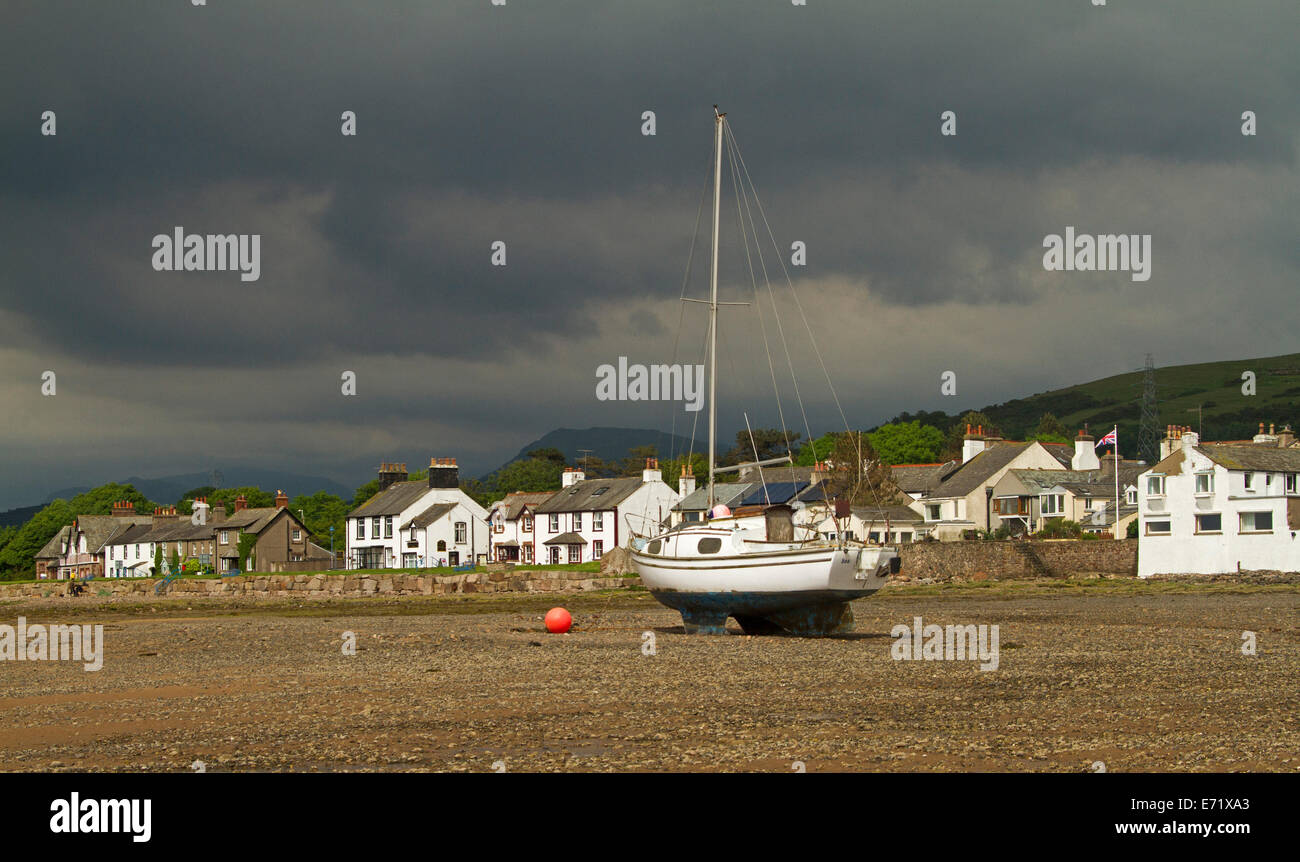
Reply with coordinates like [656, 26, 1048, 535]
[1146, 476, 1166, 497]
[1239, 511, 1274, 534]
[1195, 512, 1223, 534]
[1194, 472, 1214, 495]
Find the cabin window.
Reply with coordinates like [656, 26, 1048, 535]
[697, 537, 722, 554]
[1195, 513, 1222, 534]
[647, 540, 662, 555]
[1239, 511, 1273, 533]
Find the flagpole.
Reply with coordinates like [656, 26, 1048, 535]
[1113, 425, 1120, 540]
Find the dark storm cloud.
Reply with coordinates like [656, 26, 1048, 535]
[1, 1, 1297, 506]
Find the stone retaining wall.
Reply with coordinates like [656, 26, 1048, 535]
[0, 569, 639, 600]
[897, 539, 1138, 582]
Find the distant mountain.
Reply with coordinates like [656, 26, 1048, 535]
[485, 426, 699, 478]
[0, 504, 43, 528]
[41, 469, 353, 508]
[879, 352, 1300, 460]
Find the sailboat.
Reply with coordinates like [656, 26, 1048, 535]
[630, 108, 900, 636]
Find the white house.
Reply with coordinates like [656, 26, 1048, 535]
[1138, 429, 1300, 577]
[486, 491, 553, 564]
[346, 459, 488, 569]
[531, 459, 680, 564]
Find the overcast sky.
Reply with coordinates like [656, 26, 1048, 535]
[2, 1, 1297, 508]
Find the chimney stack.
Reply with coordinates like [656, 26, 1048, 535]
[562, 466, 586, 488]
[962, 425, 988, 464]
[377, 461, 409, 491]
[1072, 429, 1100, 471]
[679, 463, 696, 497]
[642, 457, 662, 484]
[234, 494, 248, 512]
[211, 500, 227, 523]
[428, 457, 460, 489]
[111, 499, 135, 518]
[1280, 425, 1296, 449]
[275, 490, 289, 509]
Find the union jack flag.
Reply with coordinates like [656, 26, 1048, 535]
[1095, 428, 1117, 448]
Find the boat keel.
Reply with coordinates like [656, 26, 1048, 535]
[680, 607, 729, 635]
[678, 600, 855, 637]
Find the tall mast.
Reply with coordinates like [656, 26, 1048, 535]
[707, 106, 725, 510]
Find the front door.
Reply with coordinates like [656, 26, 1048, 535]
[449, 551, 459, 566]
[549, 546, 560, 565]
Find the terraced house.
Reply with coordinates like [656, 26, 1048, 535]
[1138, 425, 1300, 577]
[531, 459, 679, 564]
[345, 459, 488, 569]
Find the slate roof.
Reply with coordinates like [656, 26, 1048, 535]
[929, 443, 1035, 499]
[402, 502, 457, 530]
[348, 480, 434, 518]
[220, 506, 283, 532]
[891, 462, 957, 494]
[672, 483, 757, 512]
[73, 515, 154, 553]
[543, 531, 587, 546]
[1196, 445, 1300, 472]
[1079, 501, 1138, 527]
[491, 492, 554, 521]
[851, 505, 925, 524]
[534, 477, 643, 513]
[1042, 443, 1073, 467]
[35, 526, 71, 560]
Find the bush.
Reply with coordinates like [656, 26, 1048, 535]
[1035, 519, 1082, 540]
[1126, 520, 1138, 539]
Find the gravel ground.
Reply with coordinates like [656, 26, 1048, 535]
[1, 584, 1297, 772]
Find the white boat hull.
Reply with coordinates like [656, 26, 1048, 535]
[631, 541, 898, 636]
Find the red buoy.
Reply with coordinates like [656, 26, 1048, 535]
[544, 607, 572, 633]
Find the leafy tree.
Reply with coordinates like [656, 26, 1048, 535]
[1126, 519, 1138, 539]
[169, 546, 181, 575]
[153, 543, 163, 575]
[867, 421, 945, 465]
[1035, 519, 1082, 539]
[658, 452, 710, 492]
[942, 411, 1002, 459]
[1035, 412, 1068, 438]
[721, 428, 801, 467]
[618, 444, 660, 476]
[793, 432, 840, 467]
[351, 479, 381, 509]
[491, 455, 566, 494]
[815, 431, 901, 507]
[528, 447, 567, 464]
[0, 483, 159, 578]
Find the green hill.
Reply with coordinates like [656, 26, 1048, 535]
[883, 352, 1300, 461]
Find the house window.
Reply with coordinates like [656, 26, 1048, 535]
[220, 530, 229, 544]
[1243, 472, 1254, 490]
[356, 520, 365, 540]
[523, 515, 533, 532]
[523, 544, 533, 563]
[134, 544, 140, 557]
[1126, 488, 1137, 505]
[898, 532, 911, 542]
[455, 522, 467, 544]
[1194, 473, 1213, 494]
[1145, 520, 1171, 536]
[1041, 494, 1065, 515]
[1195, 513, 1222, 534]
[292, 529, 301, 542]
[1287, 474, 1297, 494]
[926, 504, 941, 521]
[494, 516, 503, 533]
[372, 517, 381, 537]
[568, 545, 581, 564]
[593, 512, 603, 530]
[1239, 511, 1273, 533]
[384, 516, 393, 539]
[573, 512, 583, 531]
[549, 514, 559, 532]
[1265, 473, 1273, 489]
[1146, 476, 1165, 497]
[592, 540, 603, 559]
